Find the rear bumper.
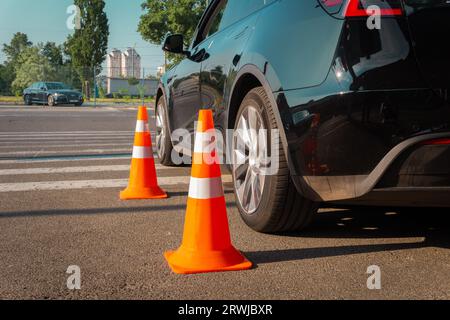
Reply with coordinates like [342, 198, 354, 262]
[276, 83, 450, 204]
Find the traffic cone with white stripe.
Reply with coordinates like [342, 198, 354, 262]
[120, 106, 167, 200]
[164, 109, 252, 274]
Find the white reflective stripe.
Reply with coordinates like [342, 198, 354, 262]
[132, 146, 153, 159]
[194, 132, 216, 153]
[135, 120, 150, 133]
[188, 177, 224, 199]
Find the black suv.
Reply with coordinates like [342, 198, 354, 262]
[156, 0, 450, 233]
[23, 82, 84, 106]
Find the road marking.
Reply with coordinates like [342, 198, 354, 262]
[0, 164, 169, 175]
[0, 143, 135, 149]
[0, 155, 132, 164]
[0, 148, 134, 157]
[0, 175, 233, 192]
[0, 131, 134, 134]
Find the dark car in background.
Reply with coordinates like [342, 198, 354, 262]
[23, 82, 84, 106]
[156, 0, 450, 233]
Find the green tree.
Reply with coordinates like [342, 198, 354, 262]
[2, 32, 33, 95]
[42, 42, 64, 66]
[11, 46, 56, 95]
[138, 0, 207, 64]
[3, 32, 32, 64]
[65, 0, 109, 99]
[0, 64, 9, 95]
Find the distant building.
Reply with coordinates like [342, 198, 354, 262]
[105, 48, 158, 96]
[107, 49, 122, 78]
[121, 48, 141, 78]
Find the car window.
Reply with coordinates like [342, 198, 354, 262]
[203, 0, 228, 39]
[46, 83, 66, 90]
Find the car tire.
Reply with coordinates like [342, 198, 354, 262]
[47, 95, 55, 107]
[155, 97, 175, 166]
[24, 95, 32, 106]
[232, 87, 319, 233]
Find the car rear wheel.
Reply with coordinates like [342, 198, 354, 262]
[24, 95, 32, 106]
[232, 87, 319, 233]
[47, 95, 55, 107]
[155, 97, 175, 166]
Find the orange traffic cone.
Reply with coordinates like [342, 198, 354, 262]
[164, 110, 252, 274]
[120, 106, 167, 200]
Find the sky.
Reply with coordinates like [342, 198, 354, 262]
[0, 0, 165, 75]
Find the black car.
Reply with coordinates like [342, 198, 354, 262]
[156, 0, 450, 233]
[23, 82, 84, 106]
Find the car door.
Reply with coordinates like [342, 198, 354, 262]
[29, 83, 38, 102]
[196, 0, 267, 129]
[169, 57, 201, 132]
[37, 82, 48, 103]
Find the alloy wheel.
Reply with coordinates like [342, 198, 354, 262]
[155, 103, 167, 159]
[232, 105, 268, 215]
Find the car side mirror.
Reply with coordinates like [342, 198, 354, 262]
[41, 87, 46, 91]
[162, 34, 190, 56]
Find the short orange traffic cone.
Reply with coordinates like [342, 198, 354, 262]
[120, 106, 167, 200]
[164, 110, 252, 274]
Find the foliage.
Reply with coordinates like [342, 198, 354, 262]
[42, 42, 64, 66]
[136, 84, 146, 99]
[64, 0, 109, 94]
[128, 77, 140, 86]
[1, 33, 33, 95]
[11, 46, 58, 94]
[2, 32, 32, 64]
[138, 0, 207, 64]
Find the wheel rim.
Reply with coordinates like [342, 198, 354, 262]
[155, 103, 166, 159]
[232, 105, 268, 215]
[48, 96, 53, 106]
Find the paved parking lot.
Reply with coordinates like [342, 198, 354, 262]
[0, 105, 449, 299]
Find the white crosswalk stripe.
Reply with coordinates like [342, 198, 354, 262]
[0, 164, 169, 175]
[0, 129, 234, 194]
[0, 175, 232, 192]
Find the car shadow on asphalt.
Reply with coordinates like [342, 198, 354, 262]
[246, 207, 450, 265]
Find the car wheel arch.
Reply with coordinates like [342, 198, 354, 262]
[227, 65, 297, 184]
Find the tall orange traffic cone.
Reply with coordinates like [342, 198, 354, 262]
[164, 110, 252, 274]
[120, 106, 167, 200]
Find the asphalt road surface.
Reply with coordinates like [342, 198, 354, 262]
[0, 105, 449, 300]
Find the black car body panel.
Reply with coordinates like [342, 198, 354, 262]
[158, 0, 450, 206]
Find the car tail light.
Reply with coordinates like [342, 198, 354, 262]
[344, 0, 403, 17]
[421, 138, 450, 146]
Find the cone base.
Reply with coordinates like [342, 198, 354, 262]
[120, 186, 168, 200]
[164, 249, 253, 275]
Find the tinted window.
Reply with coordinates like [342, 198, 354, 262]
[204, 0, 228, 39]
[219, 0, 274, 31]
[46, 83, 69, 90]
